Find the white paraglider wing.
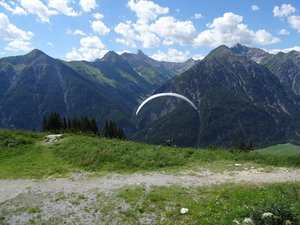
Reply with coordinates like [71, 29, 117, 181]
[136, 93, 198, 115]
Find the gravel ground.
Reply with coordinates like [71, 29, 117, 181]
[1, 166, 300, 224]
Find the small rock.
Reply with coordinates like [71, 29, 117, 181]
[180, 208, 189, 214]
[243, 218, 253, 224]
[232, 219, 240, 224]
[235, 164, 242, 166]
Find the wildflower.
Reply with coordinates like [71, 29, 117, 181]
[261, 212, 273, 219]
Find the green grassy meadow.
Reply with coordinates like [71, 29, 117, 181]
[258, 143, 300, 155]
[2, 130, 300, 179]
[1, 130, 300, 224]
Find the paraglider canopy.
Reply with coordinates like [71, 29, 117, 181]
[136, 92, 198, 115]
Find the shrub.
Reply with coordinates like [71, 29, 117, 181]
[250, 201, 298, 225]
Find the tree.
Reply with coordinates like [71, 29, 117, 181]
[68, 119, 71, 130]
[43, 112, 62, 132]
[245, 140, 254, 152]
[102, 120, 125, 139]
[235, 139, 254, 152]
[235, 138, 246, 151]
[41, 113, 99, 135]
[117, 127, 125, 140]
[81, 116, 92, 132]
[71, 118, 80, 132]
[62, 116, 68, 130]
[42, 115, 48, 131]
[90, 117, 99, 134]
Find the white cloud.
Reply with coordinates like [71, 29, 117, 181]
[67, 29, 87, 36]
[278, 29, 290, 35]
[47, 42, 53, 46]
[266, 46, 300, 54]
[115, 22, 137, 47]
[66, 47, 83, 60]
[136, 32, 160, 48]
[251, 5, 259, 11]
[149, 16, 196, 46]
[288, 15, 300, 33]
[66, 36, 107, 61]
[5, 40, 33, 51]
[192, 54, 204, 60]
[91, 20, 110, 35]
[151, 48, 190, 62]
[194, 12, 280, 47]
[116, 50, 131, 55]
[0, 13, 34, 41]
[92, 13, 104, 20]
[127, 0, 169, 23]
[48, 0, 80, 16]
[19, 0, 59, 23]
[273, 4, 300, 33]
[119, 1, 278, 51]
[79, 36, 105, 50]
[0, 1, 27, 15]
[273, 4, 296, 18]
[116, 1, 197, 49]
[79, 0, 98, 12]
[194, 13, 203, 19]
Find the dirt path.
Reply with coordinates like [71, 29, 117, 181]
[1, 167, 300, 203]
[1, 167, 300, 224]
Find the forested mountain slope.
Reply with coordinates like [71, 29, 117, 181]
[132, 45, 300, 148]
[0, 49, 195, 136]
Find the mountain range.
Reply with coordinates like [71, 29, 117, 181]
[0, 49, 197, 137]
[132, 44, 300, 148]
[1, 44, 300, 148]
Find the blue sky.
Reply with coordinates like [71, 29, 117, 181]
[1, 0, 300, 62]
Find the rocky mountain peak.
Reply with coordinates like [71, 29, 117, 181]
[137, 50, 148, 58]
[230, 43, 250, 54]
[100, 51, 120, 62]
[230, 43, 269, 63]
[15, 49, 55, 66]
[26, 49, 46, 57]
[204, 45, 234, 60]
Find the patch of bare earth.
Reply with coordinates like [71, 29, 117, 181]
[1, 167, 300, 224]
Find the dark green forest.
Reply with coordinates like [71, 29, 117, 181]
[42, 112, 125, 139]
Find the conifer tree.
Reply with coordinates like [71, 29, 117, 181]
[71, 118, 79, 132]
[90, 117, 99, 134]
[62, 116, 68, 130]
[81, 116, 92, 132]
[68, 119, 71, 130]
[245, 140, 254, 151]
[102, 120, 125, 139]
[42, 115, 48, 132]
[235, 138, 246, 151]
[46, 112, 62, 131]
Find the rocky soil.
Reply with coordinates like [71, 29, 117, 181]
[1, 166, 300, 224]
